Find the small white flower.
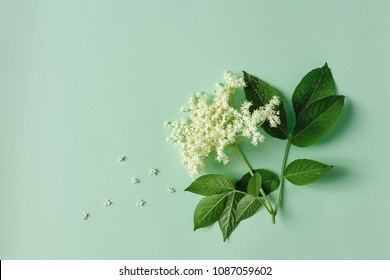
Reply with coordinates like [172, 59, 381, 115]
[167, 186, 176, 193]
[104, 199, 112, 207]
[131, 177, 139, 184]
[118, 156, 126, 162]
[82, 212, 89, 220]
[150, 167, 158, 176]
[136, 199, 145, 207]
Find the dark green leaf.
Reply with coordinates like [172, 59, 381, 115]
[193, 191, 232, 230]
[243, 71, 288, 139]
[218, 191, 239, 241]
[236, 195, 262, 223]
[247, 172, 262, 197]
[284, 159, 333, 186]
[185, 174, 235, 196]
[291, 95, 345, 147]
[292, 63, 335, 117]
[236, 169, 279, 196]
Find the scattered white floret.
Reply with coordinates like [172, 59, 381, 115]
[104, 199, 112, 207]
[136, 199, 145, 207]
[118, 156, 126, 162]
[150, 167, 158, 176]
[82, 212, 89, 220]
[167, 186, 176, 193]
[131, 177, 139, 184]
[165, 71, 281, 178]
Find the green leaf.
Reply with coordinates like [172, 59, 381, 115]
[291, 95, 345, 147]
[243, 71, 288, 139]
[236, 195, 262, 224]
[292, 63, 335, 117]
[236, 169, 279, 196]
[247, 172, 262, 197]
[218, 191, 239, 241]
[284, 159, 333, 186]
[185, 174, 235, 196]
[193, 191, 231, 230]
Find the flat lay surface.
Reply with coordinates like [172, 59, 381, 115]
[1, 0, 389, 259]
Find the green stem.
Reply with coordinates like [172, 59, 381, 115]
[259, 188, 274, 216]
[232, 143, 275, 217]
[274, 138, 292, 216]
[232, 143, 254, 176]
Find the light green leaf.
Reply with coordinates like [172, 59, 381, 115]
[236, 195, 262, 223]
[292, 63, 335, 117]
[291, 95, 345, 147]
[247, 172, 262, 197]
[236, 169, 279, 196]
[284, 159, 333, 186]
[193, 191, 232, 230]
[185, 174, 235, 196]
[218, 191, 239, 241]
[243, 71, 288, 139]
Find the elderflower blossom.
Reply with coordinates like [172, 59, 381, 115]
[131, 177, 139, 184]
[165, 71, 280, 178]
[167, 186, 176, 193]
[82, 212, 89, 220]
[104, 199, 112, 207]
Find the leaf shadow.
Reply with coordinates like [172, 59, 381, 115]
[318, 165, 350, 188]
[277, 164, 350, 220]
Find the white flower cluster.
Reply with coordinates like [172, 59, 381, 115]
[165, 71, 281, 178]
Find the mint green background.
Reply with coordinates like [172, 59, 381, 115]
[1, 0, 389, 259]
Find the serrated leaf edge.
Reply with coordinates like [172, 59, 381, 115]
[291, 95, 345, 146]
[194, 191, 232, 231]
[236, 196, 261, 223]
[219, 192, 238, 241]
[284, 159, 334, 186]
